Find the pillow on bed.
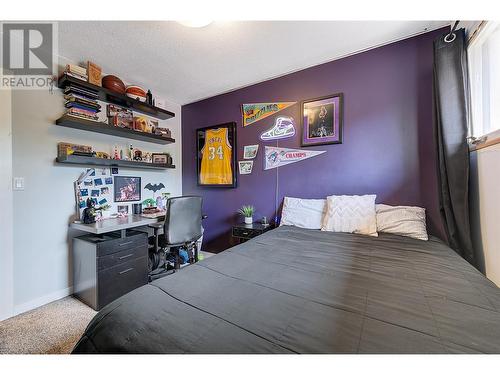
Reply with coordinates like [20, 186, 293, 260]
[280, 197, 326, 229]
[321, 195, 378, 236]
[375, 204, 428, 240]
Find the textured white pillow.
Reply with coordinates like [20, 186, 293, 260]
[321, 195, 378, 236]
[376, 204, 428, 240]
[280, 197, 326, 229]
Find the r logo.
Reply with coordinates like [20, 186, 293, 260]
[2, 23, 53, 75]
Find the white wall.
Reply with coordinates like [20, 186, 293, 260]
[10, 86, 182, 316]
[470, 144, 500, 287]
[0, 86, 14, 320]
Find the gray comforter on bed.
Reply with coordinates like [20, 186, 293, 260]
[72, 226, 500, 353]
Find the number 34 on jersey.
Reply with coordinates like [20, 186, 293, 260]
[200, 128, 233, 185]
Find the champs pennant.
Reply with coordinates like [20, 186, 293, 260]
[264, 146, 326, 170]
[242, 102, 296, 127]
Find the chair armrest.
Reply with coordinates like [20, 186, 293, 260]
[148, 222, 163, 229]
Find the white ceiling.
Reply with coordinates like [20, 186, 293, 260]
[58, 21, 450, 105]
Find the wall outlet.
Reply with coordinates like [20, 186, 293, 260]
[13, 177, 24, 191]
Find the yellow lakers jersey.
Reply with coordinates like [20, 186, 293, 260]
[200, 128, 233, 184]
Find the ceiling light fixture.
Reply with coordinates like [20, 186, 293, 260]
[178, 20, 213, 28]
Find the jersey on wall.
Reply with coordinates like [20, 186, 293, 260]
[199, 127, 233, 185]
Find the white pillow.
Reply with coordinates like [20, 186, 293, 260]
[280, 197, 326, 229]
[376, 204, 428, 240]
[321, 195, 378, 236]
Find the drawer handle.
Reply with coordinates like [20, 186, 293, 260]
[119, 267, 134, 275]
[242, 232, 249, 235]
[118, 253, 134, 260]
[119, 241, 134, 247]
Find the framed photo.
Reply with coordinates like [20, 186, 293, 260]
[238, 160, 253, 175]
[301, 93, 343, 147]
[152, 153, 172, 165]
[243, 144, 259, 159]
[117, 205, 129, 215]
[113, 176, 141, 202]
[196, 122, 237, 188]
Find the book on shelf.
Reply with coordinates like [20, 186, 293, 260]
[64, 83, 98, 96]
[65, 71, 88, 82]
[64, 92, 97, 102]
[64, 95, 100, 107]
[65, 98, 101, 110]
[67, 106, 100, 117]
[66, 112, 99, 121]
[66, 64, 87, 76]
[65, 102, 101, 113]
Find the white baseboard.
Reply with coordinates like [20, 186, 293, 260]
[0, 310, 13, 322]
[11, 286, 73, 318]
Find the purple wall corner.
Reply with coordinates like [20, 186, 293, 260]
[182, 28, 447, 252]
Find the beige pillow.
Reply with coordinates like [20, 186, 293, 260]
[376, 204, 428, 240]
[321, 195, 378, 236]
[280, 197, 326, 229]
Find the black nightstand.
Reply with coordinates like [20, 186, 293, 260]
[232, 223, 274, 243]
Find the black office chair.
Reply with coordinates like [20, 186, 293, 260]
[148, 196, 204, 281]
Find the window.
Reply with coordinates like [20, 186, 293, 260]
[468, 21, 500, 138]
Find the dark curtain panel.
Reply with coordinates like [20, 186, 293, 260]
[433, 28, 475, 265]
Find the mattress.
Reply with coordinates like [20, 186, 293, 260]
[72, 226, 500, 353]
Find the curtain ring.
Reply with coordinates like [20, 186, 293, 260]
[444, 32, 456, 43]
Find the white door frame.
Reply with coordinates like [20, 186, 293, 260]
[0, 83, 14, 321]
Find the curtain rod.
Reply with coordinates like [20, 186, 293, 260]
[445, 20, 460, 43]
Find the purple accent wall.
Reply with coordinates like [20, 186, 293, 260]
[182, 28, 446, 252]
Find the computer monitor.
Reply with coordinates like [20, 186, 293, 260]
[114, 176, 141, 202]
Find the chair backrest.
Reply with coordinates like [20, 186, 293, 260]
[163, 196, 203, 246]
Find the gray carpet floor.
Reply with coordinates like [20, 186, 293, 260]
[0, 296, 96, 354]
[0, 252, 214, 354]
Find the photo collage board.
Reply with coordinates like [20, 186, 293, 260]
[75, 167, 116, 219]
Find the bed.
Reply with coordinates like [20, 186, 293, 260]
[72, 225, 500, 353]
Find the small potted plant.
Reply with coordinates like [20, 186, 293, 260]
[238, 205, 255, 225]
[142, 198, 156, 208]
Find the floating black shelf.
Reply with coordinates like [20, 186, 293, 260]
[56, 154, 175, 170]
[55, 115, 175, 145]
[58, 74, 175, 120]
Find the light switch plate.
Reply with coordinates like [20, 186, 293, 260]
[13, 177, 24, 190]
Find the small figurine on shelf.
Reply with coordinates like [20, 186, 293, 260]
[156, 196, 164, 210]
[82, 198, 99, 224]
[113, 145, 120, 160]
[146, 90, 153, 105]
[129, 144, 134, 160]
[133, 149, 143, 161]
[95, 151, 110, 159]
[142, 198, 156, 208]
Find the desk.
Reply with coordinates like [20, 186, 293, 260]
[71, 214, 159, 310]
[71, 214, 159, 236]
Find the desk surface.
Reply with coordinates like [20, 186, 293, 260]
[71, 214, 157, 234]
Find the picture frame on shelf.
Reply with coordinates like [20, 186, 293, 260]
[117, 205, 129, 215]
[301, 93, 343, 147]
[152, 153, 172, 165]
[87, 61, 102, 86]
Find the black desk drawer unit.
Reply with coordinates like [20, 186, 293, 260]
[73, 230, 148, 310]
